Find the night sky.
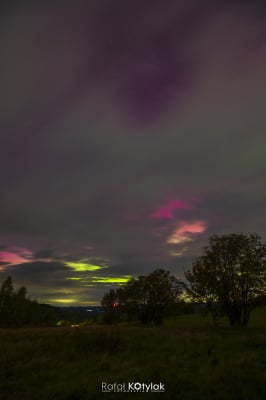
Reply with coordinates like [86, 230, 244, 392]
[1, 0, 266, 306]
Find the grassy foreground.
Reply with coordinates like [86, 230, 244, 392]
[1, 310, 266, 400]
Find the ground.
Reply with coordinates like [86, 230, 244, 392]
[1, 309, 266, 400]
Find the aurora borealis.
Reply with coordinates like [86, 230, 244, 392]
[1, 0, 266, 305]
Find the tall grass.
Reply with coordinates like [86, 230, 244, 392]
[0, 308, 266, 400]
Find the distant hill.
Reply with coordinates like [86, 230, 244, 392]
[50, 306, 103, 323]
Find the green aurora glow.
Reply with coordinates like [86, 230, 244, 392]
[65, 262, 105, 272]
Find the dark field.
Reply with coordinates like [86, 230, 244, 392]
[1, 310, 266, 400]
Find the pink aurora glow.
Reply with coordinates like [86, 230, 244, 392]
[151, 199, 195, 220]
[167, 221, 206, 244]
[0, 248, 32, 270]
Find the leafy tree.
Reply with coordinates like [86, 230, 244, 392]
[131, 269, 184, 324]
[101, 289, 118, 311]
[185, 233, 266, 327]
[101, 269, 184, 324]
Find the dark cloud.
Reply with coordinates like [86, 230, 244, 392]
[33, 248, 57, 259]
[2, 261, 71, 285]
[0, 261, 9, 266]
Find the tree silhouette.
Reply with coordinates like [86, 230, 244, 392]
[0, 276, 14, 325]
[102, 269, 184, 324]
[185, 233, 266, 327]
[0, 276, 53, 326]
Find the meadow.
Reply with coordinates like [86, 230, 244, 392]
[1, 309, 266, 400]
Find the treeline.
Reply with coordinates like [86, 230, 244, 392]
[101, 269, 192, 324]
[102, 233, 266, 327]
[2, 233, 266, 329]
[0, 277, 55, 327]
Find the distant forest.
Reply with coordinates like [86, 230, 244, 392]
[0, 276, 99, 327]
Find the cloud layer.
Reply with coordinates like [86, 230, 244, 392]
[0, 0, 266, 304]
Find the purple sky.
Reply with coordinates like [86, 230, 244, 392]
[1, 0, 266, 305]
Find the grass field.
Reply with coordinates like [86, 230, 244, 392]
[1, 309, 266, 400]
